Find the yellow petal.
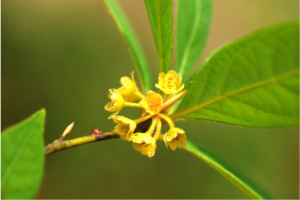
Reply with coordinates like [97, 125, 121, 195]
[158, 72, 165, 86]
[155, 83, 162, 90]
[132, 133, 145, 143]
[132, 142, 143, 151]
[120, 134, 127, 141]
[174, 127, 185, 134]
[176, 73, 182, 86]
[176, 84, 185, 93]
[140, 144, 151, 155]
[111, 92, 124, 103]
[143, 134, 154, 144]
[126, 132, 134, 141]
[118, 72, 137, 97]
[165, 129, 177, 141]
[163, 134, 168, 148]
[177, 134, 187, 148]
[114, 124, 126, 135]
[120, 76, 132, 87]
[141, 143, 156, 156]
[165, 70, 177, 80]
[146, 146, 156, 157]
[113, 117, 119, 123]
[104, 102, 114, 111]
[168, 141, 177, 151]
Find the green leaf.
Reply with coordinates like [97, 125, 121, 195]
[144, 0, 173, 73]
[1, 109, 46, 199]
[176, 0, 212, 81]
[171, 21, 299, 127]
[185, 139, 274, 199]
[104, 0, 153, 93]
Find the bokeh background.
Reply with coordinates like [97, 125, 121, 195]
[2, 0, 299, 199]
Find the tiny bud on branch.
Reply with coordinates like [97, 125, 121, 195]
[91, 129, 102, 135]
[59, 122, 74, 141]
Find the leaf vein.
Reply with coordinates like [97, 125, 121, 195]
[160, 0, 171, 16]
[171, 68, 299, 120]
[226, 97, 298, 118]
[201, 107, 263, 125]
[219, 41, 255, 95]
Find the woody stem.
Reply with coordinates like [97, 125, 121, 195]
[160, 89, 187, 113]
[45, 132, 119, 155]
[163, 94, 170, 103]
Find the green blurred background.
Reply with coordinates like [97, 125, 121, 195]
[2, 0, 299, 198]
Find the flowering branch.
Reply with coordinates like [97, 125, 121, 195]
[45, 70, 188, 157]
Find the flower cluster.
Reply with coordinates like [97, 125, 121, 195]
[105, 70, 186, 157]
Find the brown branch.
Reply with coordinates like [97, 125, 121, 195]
[160, 89, 188, 113]
[45, 132, 119, 156]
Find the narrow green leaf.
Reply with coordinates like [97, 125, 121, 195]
[1, 109, 46, 199]
[185, 139, 274, 199]
[176, 0, 212, 81]
[104, 0, 153, 92]
[144, 0, 173, 73]
[171, 21, 299, 127]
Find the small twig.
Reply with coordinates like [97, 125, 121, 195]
[45, 132, 119, 156]
[160, 89, 187, 113]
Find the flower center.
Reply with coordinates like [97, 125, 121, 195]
[167, 79, 177, 90]
[172, 133, 181, 142]
[149, 97, 161, 112]
[121, 122, 130, 133]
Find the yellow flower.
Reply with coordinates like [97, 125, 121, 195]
[104, 89, 125, 118]
[132, 133, 156, 157]
[164, 128, 186, 150]
[140, 91, 163, 115]
[117, 72, 144, 102]
[155, 70, 184, 94]
[113, 116, 136, 141]
[118, 72, 137, 96]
